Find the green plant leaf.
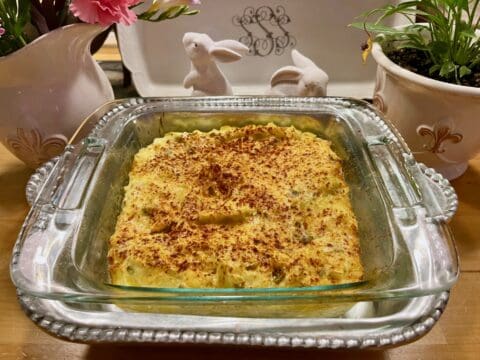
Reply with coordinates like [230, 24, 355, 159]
[14, 0, 31, 35]
[395, 41, 428, 52]
[139, 5, 199, 22]
[430, 41, 449, 58]
[429, 64, 441, 75]
[350, 22, 404, 35]
[459, 28, 476, 39]
[459, 65, 472, 78]
[0, 0, 31, 55]
[439, 62, 457, 77]
[456, 0, 469, 10]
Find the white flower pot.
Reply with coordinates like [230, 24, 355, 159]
[0, 24, 114, 168]
[372, 42, 480, 180]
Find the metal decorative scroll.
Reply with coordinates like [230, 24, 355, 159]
[233, 6, 296, 57]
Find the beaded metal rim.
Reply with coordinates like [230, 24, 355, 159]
[17, 290, 448, 348]
[25, 156, 59, 206]
[418, 163, 459, 223]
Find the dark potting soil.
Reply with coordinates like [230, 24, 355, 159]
[387, 48, 480, 88]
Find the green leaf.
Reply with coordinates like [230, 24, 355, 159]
[429, 64, 441, 75]
[14, 0, 31, 35]
[0, 0, 31, 54]
[395, 42, 428, 52]
[459, 29, 476, 39]
[350, 22, 404, 35]
[438, 0, 467, 9]
[456, 0, 469, 10]
[459, 65, 472, 78]
[439, 62, 456, 77]
[430, 41, 449, 57]
[139, 5, 199, 22]
[183, 10, 199, 16]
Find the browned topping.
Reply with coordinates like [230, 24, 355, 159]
[108, 123, 363, 288]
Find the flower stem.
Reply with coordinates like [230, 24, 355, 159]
[18, 34, 27, 46]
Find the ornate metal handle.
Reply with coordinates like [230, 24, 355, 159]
[404, 153, 459, 223]
[25, 157, 59, 206]
[416, 162, 459, 223]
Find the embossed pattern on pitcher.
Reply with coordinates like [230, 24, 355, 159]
[6, 128, 67, 168]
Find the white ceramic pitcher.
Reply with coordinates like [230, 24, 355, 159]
[0, 23, 114, 168]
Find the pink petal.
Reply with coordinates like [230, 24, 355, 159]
[70, 0, 101, 24]
[70, 0, 140, 26]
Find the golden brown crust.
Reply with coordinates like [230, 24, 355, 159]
[108, 123, 363, 288]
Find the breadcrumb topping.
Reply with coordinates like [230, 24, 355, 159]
[108, 123, 363, 288]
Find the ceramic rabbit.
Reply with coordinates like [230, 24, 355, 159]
[183, 32, 249, 96]
[267, 49, 329, 96]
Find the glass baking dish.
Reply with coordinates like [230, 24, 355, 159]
[11, 97, 459, 318]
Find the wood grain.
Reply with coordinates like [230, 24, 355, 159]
[93, 45, 122, 62]
[449, 155, 480, 272]
[1, 88, 479, 358]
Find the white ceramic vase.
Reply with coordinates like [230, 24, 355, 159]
[0, 23, 114, 168]
[372, 42, 480, 180]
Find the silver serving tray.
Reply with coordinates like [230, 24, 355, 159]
[16, 98, 455, 348]
[18, 288, 449, 348]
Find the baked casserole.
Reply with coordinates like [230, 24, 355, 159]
[108, 123, 363, 288]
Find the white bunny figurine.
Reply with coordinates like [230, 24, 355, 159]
[183, 32, 249, 96]
[267, 49, 329, 96]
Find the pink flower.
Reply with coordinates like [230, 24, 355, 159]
[0, 27, 5, 37]
[70, 0, 143, 26]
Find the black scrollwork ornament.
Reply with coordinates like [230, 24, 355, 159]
[232, 5, 296, 57]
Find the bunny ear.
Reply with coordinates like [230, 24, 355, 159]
[270, 66, 303, 87]
[291, 49, 316, 69]
[209, 46, 243, 63]
[214, 40, 249, 56]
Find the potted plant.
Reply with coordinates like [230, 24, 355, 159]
[352, 0, 480, 180]
[0, 0, 199, 168]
